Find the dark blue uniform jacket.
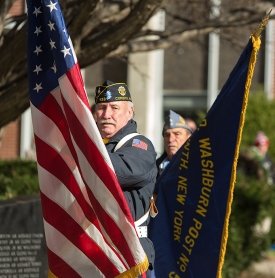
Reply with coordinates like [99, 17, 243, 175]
[104, 119, 158, 269]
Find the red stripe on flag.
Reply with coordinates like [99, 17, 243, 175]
[85, 186, 137, 267]
[41, 193, 121, 276]
[60, 91, 132, 219]
[35, 135, 128, 268]
[66, 64, 89, 108]
[47, 248, 80, 278]
[35, 135, 101, 228]
[60, 95, 138, 265]
[39, 93, 79, 162]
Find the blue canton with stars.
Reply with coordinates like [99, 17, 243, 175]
[27, 0, 76, 107]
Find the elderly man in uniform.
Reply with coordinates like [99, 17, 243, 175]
[148, 111, 194, 278]
[157, 110, 193, 175]
[94, 80, 158, 275]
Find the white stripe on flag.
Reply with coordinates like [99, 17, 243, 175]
[44, 221, 105, 277]
[30, 100, 91, 205]
[38, 166, 128, 273]
[58, 74, 114, 170]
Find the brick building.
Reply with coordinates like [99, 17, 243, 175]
[0, 0, 25, 159]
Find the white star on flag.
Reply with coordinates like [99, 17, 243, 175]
[51, 62, 57, 73]
[33, 6, 42, 17]
[33, 65, 42, 75]
[34, 26, 42, 36]
[63, 28, 67, 36]
[49, 39, 56, 49]
[61, 45, 71, 57]
[33, 82, 43, 93]
[33, 45, 42, 56]
[47, 1, 58, 12]
[48, 20, 55, 31]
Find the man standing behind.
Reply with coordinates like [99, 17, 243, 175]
[148, 110, 194, 278]
[94, 80, 158, 274]
[157, 110, 194, 175]
[249, 131, 275, 185]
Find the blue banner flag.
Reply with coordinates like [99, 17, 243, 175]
[149, 19, 269, 278]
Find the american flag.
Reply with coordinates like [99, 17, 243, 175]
[26, 0, 148, 277]
[132, 139, 148, 151]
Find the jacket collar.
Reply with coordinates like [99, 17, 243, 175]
[108, 119, 137, 143]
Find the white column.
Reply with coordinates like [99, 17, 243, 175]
[207, 0, 221, 110]
[20, 108, 33, 158]
[207, 33, 220, 110]
[264, 12, 275, 100]
[128, 11, 165, 156]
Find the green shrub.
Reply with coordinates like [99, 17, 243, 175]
[242, 92, 275, 159]
[223, 174, 275, 278]
[222, 91, 275, 277]
[0, 159, 39, 199]
[243, 92, 275, 244]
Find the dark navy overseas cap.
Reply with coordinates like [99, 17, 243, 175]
[95, 80, 132, 104]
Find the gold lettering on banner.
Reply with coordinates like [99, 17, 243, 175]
[172, 143, 190, 244]
[177, 176, 187, 205]
[196, 137, 214, 218]
[173, 211, 184, 242]
[179, 141, 190, 170]
[173, 130, 216, 274]
[169, 272, 181, 278]
[168, 115, 216, 275]
[200, 119, 207, 127]
[182, 218, 202, 255]
[177, 252, 189, 273]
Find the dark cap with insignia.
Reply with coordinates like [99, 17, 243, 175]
[95, 80, 132, 104]
[163, 110, 193, 135]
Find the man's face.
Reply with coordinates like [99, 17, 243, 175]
[163, 128, 191, 159]
[95, 101, 133, 138]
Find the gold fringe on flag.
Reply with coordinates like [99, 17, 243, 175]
[116, 257, 149, 278]
[48, 257, 149, 278]
[48, 270, 57, 278]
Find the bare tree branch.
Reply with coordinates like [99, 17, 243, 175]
[78, 0, 165, 66]
[0, 0, 273, 128]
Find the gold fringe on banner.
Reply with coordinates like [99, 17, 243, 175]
[216, 11, 270, 278]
